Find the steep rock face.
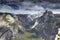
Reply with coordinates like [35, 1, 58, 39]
[31, 11, 57, 40]
[0, 13, 23, 40]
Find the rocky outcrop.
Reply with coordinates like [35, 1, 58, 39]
[31, 11, 57, 40]
[0, 13, 23, 40]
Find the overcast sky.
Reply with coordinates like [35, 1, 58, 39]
[0, 0, 60, 14]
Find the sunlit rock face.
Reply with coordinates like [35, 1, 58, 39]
[31, 11, 57, 40]
[0, 13, 22, 29]
[0, 13, 23, 40]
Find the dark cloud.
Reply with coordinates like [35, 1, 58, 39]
[0, 0, 60, 14]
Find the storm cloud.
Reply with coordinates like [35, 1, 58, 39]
[0, 0, 60, 14]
